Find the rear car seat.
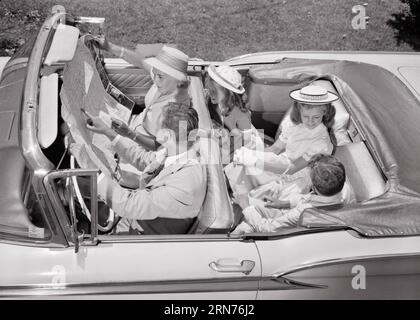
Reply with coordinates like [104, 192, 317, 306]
[335, 142, 387, 202]
[246, 68, 301, 138]
[188, 136, 234, 234]
[246, 65, 352, 146]
[188, 77, 234, 233]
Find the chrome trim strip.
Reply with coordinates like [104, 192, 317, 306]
[226, 50, 420, 63]
[20, 12, 71, 247]
[258, 277, 327, 291]
[271, 252, 420, 278]
[0, 277, 259, 297]
[21, 13, 64, 174]
[98, 233, 240, 243]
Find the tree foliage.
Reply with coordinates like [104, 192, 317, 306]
[387, 0, 420, 50]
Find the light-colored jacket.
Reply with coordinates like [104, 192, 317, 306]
[97, 146, 207, 222]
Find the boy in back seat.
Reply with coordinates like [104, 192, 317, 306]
[231, 154, 356, 233]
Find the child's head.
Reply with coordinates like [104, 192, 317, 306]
[308, 154, 346, 196]
[290, 102, 335, 129]
[289, 84, 338, 129]
[206, 65, 248, 116]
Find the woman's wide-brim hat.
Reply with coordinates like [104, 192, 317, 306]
[144, 46, 189, 82]
[290, 85, 339, 105]
[208, 64, 245, 94]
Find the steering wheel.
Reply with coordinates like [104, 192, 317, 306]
[70, 155, 115, 233]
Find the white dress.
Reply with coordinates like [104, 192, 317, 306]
[225, 114, 334, 196]
[278, 115, 333, 162]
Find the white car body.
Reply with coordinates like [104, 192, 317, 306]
[1, 8, 420, 300]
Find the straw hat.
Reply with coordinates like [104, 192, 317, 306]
[208, 64, 245, 94]
[144, 46, 189, 81]
[290, 85, 339, 105]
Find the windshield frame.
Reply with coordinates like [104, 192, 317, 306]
[11, 9, 74, 247]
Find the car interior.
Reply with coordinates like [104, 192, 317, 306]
[34, 23, 388, 237]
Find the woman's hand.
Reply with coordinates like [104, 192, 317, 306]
[111, 118, 133, 139]
[69, 143, 96, 169]
[83, 110, 117, 140]
[233, 147, 258, 167]
[93, 35, 110, 51]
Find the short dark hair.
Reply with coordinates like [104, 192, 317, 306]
[290, 101, 336, 129]
[308, 154, 345, 196]
[161, 102, 199, 146]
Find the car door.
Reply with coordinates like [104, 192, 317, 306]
[254, 229, 420, 299]
[0, 234, 261, 299]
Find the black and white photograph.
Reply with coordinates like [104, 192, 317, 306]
[0, 0, 420, 304]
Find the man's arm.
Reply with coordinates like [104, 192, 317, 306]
[97, 164, 204, 221]
[110, 135, 157, 171]
[83, 113, 158, 170]
[98, 175, 188, 220]
[111, 119, 158, 151]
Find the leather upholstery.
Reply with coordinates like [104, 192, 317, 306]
[188, 77, 234, 233]
[189, 139, 234, 234]
[335, 142, 387, 202]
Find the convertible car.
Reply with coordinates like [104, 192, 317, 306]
[1, 6, 420, 299]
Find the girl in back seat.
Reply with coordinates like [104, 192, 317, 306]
[227, 84, 338, 195]
[206, 64, 252, 134]
[206, 65, 264, 162]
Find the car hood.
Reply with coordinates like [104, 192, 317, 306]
[0, 58, 33, 231]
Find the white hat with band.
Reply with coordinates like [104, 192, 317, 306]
[144, 46, 189, 82]
[290, 85, 339, 105]
[208, 64, 245, 94]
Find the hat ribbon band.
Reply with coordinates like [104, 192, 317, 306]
[156, 52, 188, 74]
[299, 92, 328, 101]
[221, 76, 243, 91]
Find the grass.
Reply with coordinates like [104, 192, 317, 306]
[0, 0, 416, 60]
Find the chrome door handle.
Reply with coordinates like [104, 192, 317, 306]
[209, 259, 255, 275]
